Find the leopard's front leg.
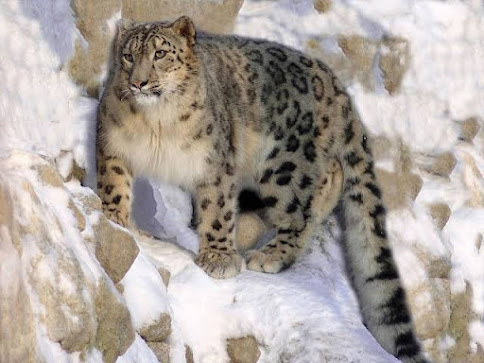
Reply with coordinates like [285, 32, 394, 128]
[194, 173, 242, 279]
[96, 147, 133, 227]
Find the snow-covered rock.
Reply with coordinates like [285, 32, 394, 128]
[0, 152, 136, 362]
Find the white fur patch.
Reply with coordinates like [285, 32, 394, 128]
[134, 94, 159, 107]
[107, 102, 210, 190]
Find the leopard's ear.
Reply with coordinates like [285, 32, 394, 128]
[171, 16, 196, 47]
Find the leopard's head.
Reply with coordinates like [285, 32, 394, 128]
[113, 16, 197, 107]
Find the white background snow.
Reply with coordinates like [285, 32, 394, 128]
[1, 0, 483, 362]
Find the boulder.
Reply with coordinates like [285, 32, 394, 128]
[146, 341, 170, 362]
[429, 202, 451, 231]
[92, 215, 140, 283]
[227, 336, 261, 363]
[94, 279, 135, 363]
[458, 117, 480, 143]
[139, 313, 172, 343]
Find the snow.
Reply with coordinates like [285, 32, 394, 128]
[0, 0, 97, 166]
[121, 253, 172, 330]
[118, 335, 159, 363]
[150, 223, 398, 362]
[445, 208, 484, 314]
[2, 0, 484, 362]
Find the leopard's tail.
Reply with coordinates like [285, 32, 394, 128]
[337, 114, 428, 363]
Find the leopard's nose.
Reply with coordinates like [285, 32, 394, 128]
[132, 80, 148, 89]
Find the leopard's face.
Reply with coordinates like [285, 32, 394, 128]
[115, 17, 197, 107]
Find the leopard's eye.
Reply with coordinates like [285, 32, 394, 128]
[123, 53, 133, 62]
[155, 50, 166, 60]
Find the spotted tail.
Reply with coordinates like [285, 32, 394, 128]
[338, 115, 428, 363]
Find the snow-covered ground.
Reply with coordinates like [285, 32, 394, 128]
[1, 0, 483, 362]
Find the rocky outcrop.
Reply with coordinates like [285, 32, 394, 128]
[0, 152, 137, 362]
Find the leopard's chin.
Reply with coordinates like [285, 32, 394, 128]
[133, 93, 159, 107]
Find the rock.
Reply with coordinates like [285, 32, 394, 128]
[69, 0, 122, 96]
[375, 169, 423, 210]
[476, 233, 482, 251]
[0, 183, 38, 362]
[69, 160, 86, 183]
[373, 141, 423, 210]
[338, 35, 378, 89]
[6, 159, 98, 354]
[92, 215, 140, 283]
[447, 282, 481, 363]
[139, 313, 172, 342]
[115, 282, 125, 294]
[458, 117, 480, 143]
[33, 163, 64, 187]
[122, 0, 243, 34]
[335, 34, 410, 93]
[94, 279, 135, 363]
[226, 336, 261, 363]
[313, 0, 331, 13]
[0, 269, 38, 363]
[185, 345, 194, 363]
[429, 202, 451, 230]
[146, 341, 170, 362]
[33, 262, 97, 353]
[427, 256, 452, 280]
[236, 212, 267, 251]
[370, 135, 395, 161]
[379, 36, 410, 94]
[1, 153, 139, 362]
[461, 153, 484, 207]
[74, 189, 103, 212]
[157, 266, 171, 288]
[407, 279, 451, 340]
[54, 150, 86, 182]
[68, 199, 86, 232]
[425, 152, 457, 177]
[413, 244, 451, 279]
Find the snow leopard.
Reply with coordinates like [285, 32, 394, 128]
[95, 16, 428, 362]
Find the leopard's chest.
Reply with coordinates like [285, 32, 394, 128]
[108, 124, 210, 189]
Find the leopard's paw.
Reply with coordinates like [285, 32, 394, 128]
[195, 249, 242, 279]
[102, 205, 129, 227]
[245, 249, 290, 274]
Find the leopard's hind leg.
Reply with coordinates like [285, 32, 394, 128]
[245, 158, 343, 273]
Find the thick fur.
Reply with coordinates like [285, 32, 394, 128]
[96, 16, 428, 362]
